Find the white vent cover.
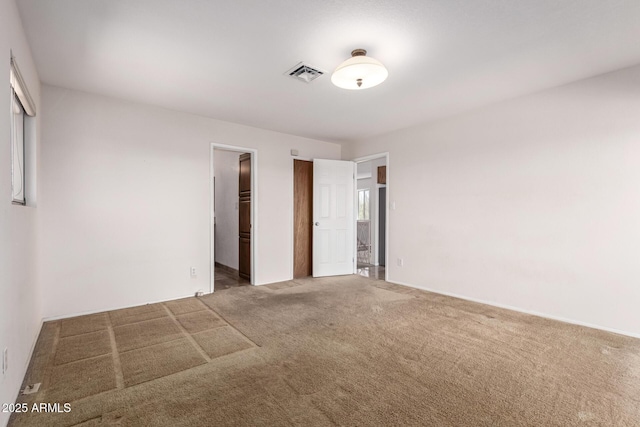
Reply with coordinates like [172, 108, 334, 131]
[285, 62, 325, 83]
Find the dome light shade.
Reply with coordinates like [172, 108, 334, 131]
[331, 49, 388, 90]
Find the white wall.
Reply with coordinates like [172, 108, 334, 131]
[357, 177, 371, 190]
[0, 0, 42, 424]
[214, 149, 240, 270]
[39, 85, 341, 319]
[345, 64, 640, 337]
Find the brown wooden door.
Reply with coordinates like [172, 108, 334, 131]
[239, 153, 251, 280]
[293, 160, 313, 278]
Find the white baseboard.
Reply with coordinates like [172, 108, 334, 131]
[387, 279, 640, 340]
[42, 293, 199, 322]
[6, 317, 44, 420]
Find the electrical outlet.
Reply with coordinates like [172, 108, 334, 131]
[397, 258, 404, 267]
[190, 267, 197, 277]
[2, 347, 7, 375]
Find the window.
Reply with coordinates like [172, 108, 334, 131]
[357, 189, 370, 221]
[9, 54, 36, 205]
[11, 91, 25, 204]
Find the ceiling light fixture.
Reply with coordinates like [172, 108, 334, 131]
[331, 49, 388, 90]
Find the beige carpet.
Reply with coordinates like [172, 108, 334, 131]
[119, 339, 207, 387]
[54, 331, 111, 366]
[9, 275, 640, 426]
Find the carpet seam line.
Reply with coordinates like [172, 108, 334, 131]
[38, 321, 61, 402]
[106, 314, 125, 390]
[199, 301, 261, 348]
[161, 303, 212, 363]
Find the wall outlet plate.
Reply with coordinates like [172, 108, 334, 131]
[190, 267, 197, 277]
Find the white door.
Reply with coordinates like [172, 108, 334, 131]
[313, 159, 355, 277]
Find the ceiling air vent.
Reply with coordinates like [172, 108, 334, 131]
[285, 62, 325, 83]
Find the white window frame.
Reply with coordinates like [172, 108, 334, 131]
[11, 89, 25, 204]
[9, 54, 36, 205]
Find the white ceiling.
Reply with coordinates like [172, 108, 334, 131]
[16, 0, 640, 143]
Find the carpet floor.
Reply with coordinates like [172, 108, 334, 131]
[9, 275, 640, 426]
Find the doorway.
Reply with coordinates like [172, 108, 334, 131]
[211, 145, 257, 292]
[355, 154, 388, 281]
[292, 156, 387, 281]
[293, 158, 355, 278]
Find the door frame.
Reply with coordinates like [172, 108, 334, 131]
[210, 143, 258, 293]
[353, 152, 389, 282]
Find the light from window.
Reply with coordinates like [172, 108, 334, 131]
[357, 189, 370, 221]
